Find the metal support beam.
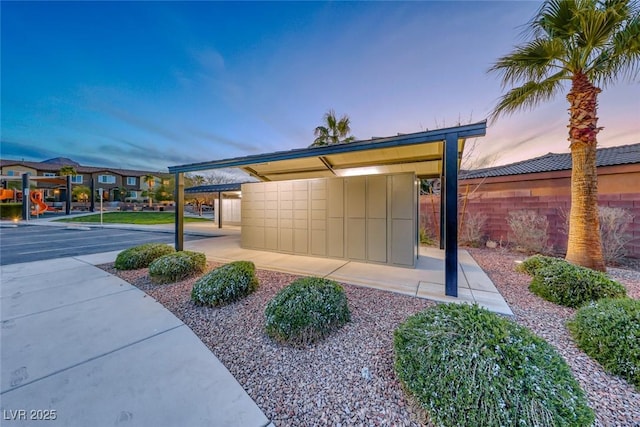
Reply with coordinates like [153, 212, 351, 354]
[439, 170, 445, 250]
[444, 134, 459, 297]
[90, 179, 95, 212]
[217, 191, 222, 229]
[174, 172, 184, 251]
[65, 175, 72, 215]
[22, 173, 30, 221]
[318, 156, 337, 175]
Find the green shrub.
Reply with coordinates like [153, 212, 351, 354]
[149, 251, 207, 284]
[114, 243, 175, 270]
[0, 203, 22, 219]
[394, 303, 594, 427]
[265, 277, 351, 346]
[568, 298, 640, 389]
[191, 261, 258, 306]
[529, 262, 626, 308]
[516, 254, 566, 276]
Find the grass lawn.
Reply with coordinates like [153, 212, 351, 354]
[54, 212, 211, 225]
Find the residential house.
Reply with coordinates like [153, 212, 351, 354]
[0, 157, 170, 202]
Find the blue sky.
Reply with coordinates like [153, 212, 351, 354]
[2, 1, 638, 173]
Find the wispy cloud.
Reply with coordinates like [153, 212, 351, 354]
[0, 140, 57, 161]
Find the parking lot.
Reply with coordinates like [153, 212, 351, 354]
[0, 225, 209, 265]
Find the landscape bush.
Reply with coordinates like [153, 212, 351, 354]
[148, 250, 206, 284]
[191, 261, 258, 306]
[459, 211, 487, 247]
[114, 243, 175, 270]
[507, 209, 549, 253]
[0, 203, 22, 219]
[529, 261, 626, 308]
[558, 206, 634, 264]
[264, 277, 350, 347]
[598, 206, 634, 264]
[394, 303, 594, 427]
[516, 254, 566, 276]
[568, 298, 640, 389]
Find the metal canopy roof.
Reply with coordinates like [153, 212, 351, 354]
[169, 121, 487, 181]
[185, 183, 246, 194]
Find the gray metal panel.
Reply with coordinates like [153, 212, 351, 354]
[294, 229, 308, 254]
[327, 179, 343, 218]
[367, 218, 387, 262]
[265, 227, 278, 250]
[280, 228, 293, 252]
[367, 175, 387, 218]
[311, 229, 326, 256]
[347, 219, 366, 260]
[391, 219, 414, 266]
[391, 174, 414, 219]
[310, 178, 327, 256]
[327, 218, 344, 257]
[346, 177, 366, 218]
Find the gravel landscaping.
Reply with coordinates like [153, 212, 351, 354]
[101, 248, 640, 426]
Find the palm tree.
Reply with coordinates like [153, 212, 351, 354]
[58, 165, 77, 177]
[311, 109, 356, 147]
[489, 0, 639, 271]
[143, 174, 155, 207]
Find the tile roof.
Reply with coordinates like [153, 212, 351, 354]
[462, 143, 640, 179]
[0, 159, 169, 177]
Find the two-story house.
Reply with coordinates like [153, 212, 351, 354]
[0, 157, 170, 202]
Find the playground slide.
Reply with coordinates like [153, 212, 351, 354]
[30, 191, 55, 214]
[0, 189, 14, 201]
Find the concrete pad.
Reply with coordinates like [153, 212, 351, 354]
[0, 326, 269, 427]
[471, 289, 514, 316]
[459, 257, 500, 292]
[327, 262, 421, 297]
[0, 264, 113, 297]
[416, 281, 475, 304]
[1, 289, 182, 393]
[74, 250, 122, 265]
[0, 257, 90, 282]
[1, 275, 135, 319]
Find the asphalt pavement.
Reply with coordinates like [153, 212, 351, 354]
[0, 224, 209, 265]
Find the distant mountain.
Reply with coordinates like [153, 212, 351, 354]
[41, 157, 81, 166]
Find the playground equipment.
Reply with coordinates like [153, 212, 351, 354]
[0, 189, 15, 201]
[30, 190, 56, 215]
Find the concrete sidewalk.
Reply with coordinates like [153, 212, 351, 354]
[0, 252, 271, 427]
[184, 233, 513, 316]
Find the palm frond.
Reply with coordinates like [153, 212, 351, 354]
[490, 73, 565, 122]
[314, 126, 328, 138]
[584, 6, 640, 84]
[490, 38, 567, 85]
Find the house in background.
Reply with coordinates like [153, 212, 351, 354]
[455, 143, 640, 257]
[0, 157, 170, 202]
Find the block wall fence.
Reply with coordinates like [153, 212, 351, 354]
[419, 192, 640, 258]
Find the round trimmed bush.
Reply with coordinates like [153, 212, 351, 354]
[568, 298, 640, 389]
[394, 303, 594, 427]
[149, 251, 207, 284]
[516, 254, 566, 276]
[529, 261, 626, 308]
[264, 277, 350, 347]
[191, 261, 258, 306]
[114, 243, 175, 270]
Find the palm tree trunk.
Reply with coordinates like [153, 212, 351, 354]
[565, 72, 605, 271]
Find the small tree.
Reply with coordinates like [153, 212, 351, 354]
[143, 174, 155, 207]
[72, 185, 91, 204]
